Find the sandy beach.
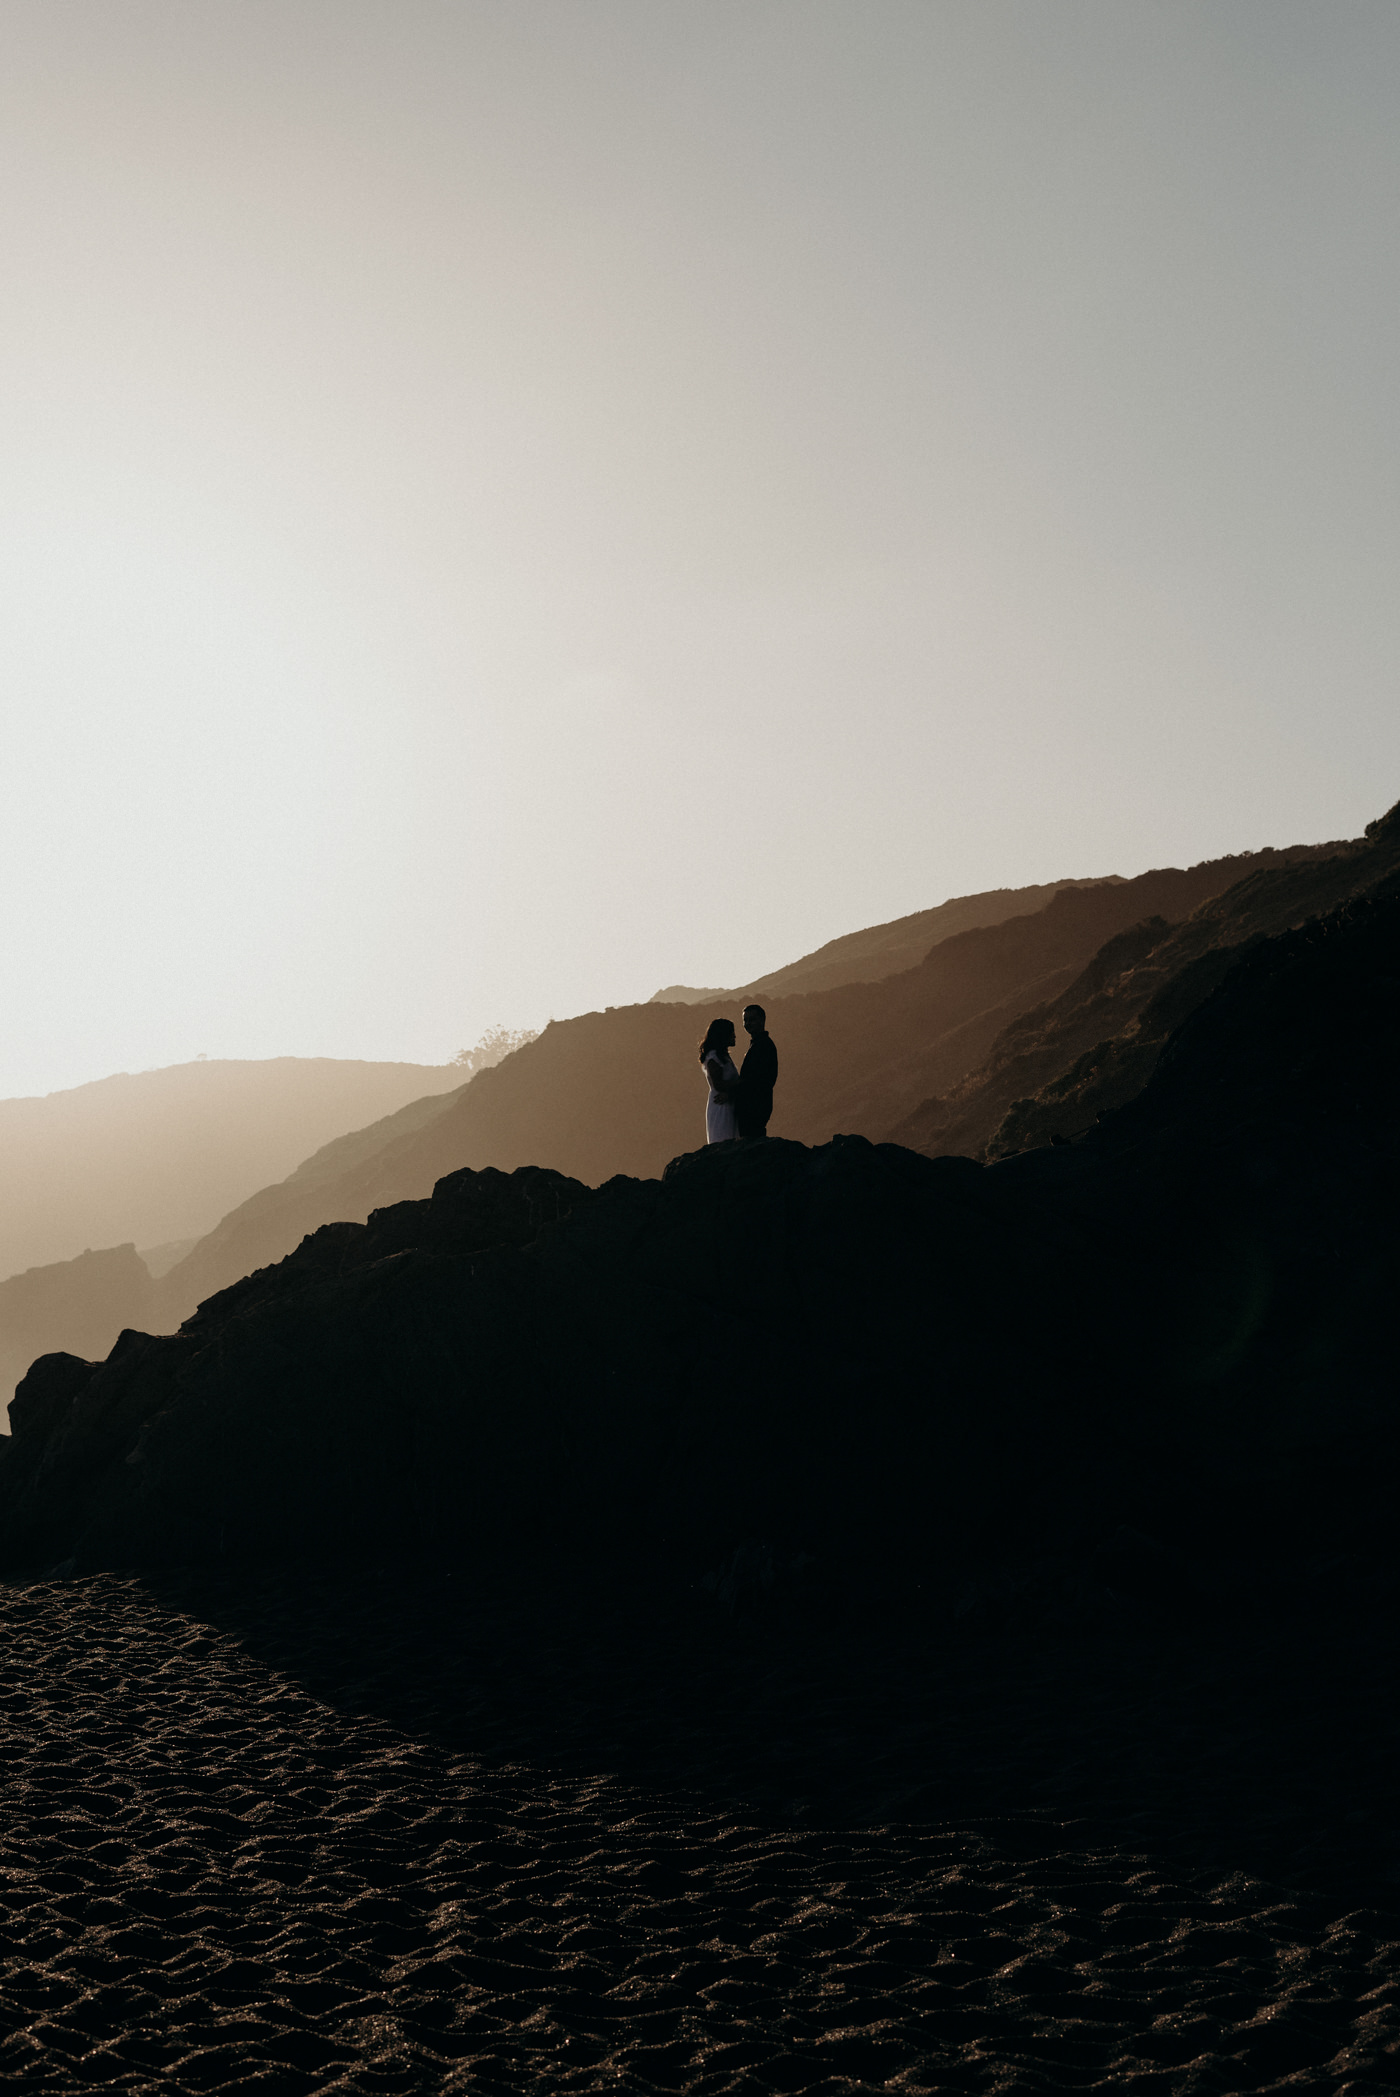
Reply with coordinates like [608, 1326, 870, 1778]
[0, 1557, 1397, 2093]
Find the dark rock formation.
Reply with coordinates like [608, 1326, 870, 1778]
[3, 869, 1396, 1578]
[1064, 881, 1400, 1483]
[0, 1135, 1087, 1573]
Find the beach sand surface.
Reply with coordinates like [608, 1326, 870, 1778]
[1, 1558, 1397, 2093]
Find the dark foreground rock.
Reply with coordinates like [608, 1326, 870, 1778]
[0, 1136, 1085, 1573]
[2, 882, 1398, 1578]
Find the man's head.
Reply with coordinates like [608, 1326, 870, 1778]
[742, 1004, 766, 1037]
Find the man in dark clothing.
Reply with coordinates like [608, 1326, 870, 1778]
[736, 1004, 779, 1139]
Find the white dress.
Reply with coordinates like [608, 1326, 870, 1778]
[703, 1050, 741, 1144]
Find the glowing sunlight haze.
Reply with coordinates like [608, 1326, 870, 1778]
[2, 0, 1397, 1097]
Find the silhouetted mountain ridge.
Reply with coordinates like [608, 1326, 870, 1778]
[151, 839, 1327, 1332]
[4, 864, 1396, 1573]
[651, 873, 1122, 1005]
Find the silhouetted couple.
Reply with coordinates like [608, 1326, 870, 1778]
[699, 1005, 778, 1145]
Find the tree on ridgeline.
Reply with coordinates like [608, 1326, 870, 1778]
[449, 1026, 540, 1078]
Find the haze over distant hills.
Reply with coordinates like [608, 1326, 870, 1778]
[0, 1057, 462, 1282]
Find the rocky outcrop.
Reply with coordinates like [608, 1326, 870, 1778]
[4, 872, 1397, 1576]
[0, 1137, 1086, 1573]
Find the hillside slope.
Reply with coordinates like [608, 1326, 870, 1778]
[891, 806, 1400, 1160]
[0, 1056, 462, 1281]
[155, 1085, 466, 1324]
[652, 873, 1120, 1005]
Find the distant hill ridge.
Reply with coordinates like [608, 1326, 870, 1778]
[649, 874, 1121, 1006]
[155, 1084, 469, 1322]
[0, 1056, 462, 1282]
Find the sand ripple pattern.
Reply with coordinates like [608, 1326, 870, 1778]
[0, 1569, 1398, 2092]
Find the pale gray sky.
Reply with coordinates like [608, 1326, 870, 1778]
[2, 1, 1397, 1096]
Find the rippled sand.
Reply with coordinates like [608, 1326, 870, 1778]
[1, 1561, 1398, 2092]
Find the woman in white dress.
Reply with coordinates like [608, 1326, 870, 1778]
[699, 1017, 741, 1144]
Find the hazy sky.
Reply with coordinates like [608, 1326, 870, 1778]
[3, 1, 1398, 1097]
